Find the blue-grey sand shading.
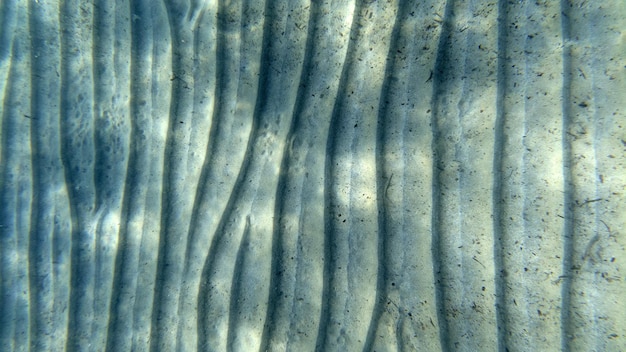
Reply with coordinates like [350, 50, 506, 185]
[0, 0, 625, 351]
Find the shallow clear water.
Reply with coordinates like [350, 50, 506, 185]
[0, 1, 624, 351]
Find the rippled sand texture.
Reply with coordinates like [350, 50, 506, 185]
[1, 0, 625, 351]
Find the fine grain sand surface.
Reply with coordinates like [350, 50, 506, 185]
[0, 0, 625, 351]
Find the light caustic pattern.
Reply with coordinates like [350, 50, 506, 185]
[0, 0, 625, 351]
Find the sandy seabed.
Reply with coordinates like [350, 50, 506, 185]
[1, 0, 625, 351]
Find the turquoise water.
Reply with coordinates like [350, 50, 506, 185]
[1, 0, 624, 351]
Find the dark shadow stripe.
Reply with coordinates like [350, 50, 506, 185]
[150, 2, 177, 350]
[197, 0, 261, 347]
[92, 0, 113, 210]
[106, 0, 151, 349]
[430, 0, 455, 350]
[260, 2, 319, 349]
[0, 3, 21, 348]
[363, 0, 406, 349]
[222, 0, 282, 345]
[492, 1, 509, 351]
[317, 88, 334, 352]
[59, 1, 98, 350]
[28, 4, 43, 349]
[185, 0, 238, 301]
[0, 0, 17, 65]
[195, 0, 233, 346]
[316, 0, 370, 348]
[181, 13, 211, 284]
[227, 215, 251, 350]
[92, 1, 131, 349]
[559, 1, 574, 351]
[152, 2, 208, 349]
[104, 104, 133, 348]
[262, 127, 289, 351]
[59, 4, 78, 349]
[28, 2, 60, 349]
[172, 6, 216, 350]
[196, 130, 256, 349]
[397, 315, 406, 352]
